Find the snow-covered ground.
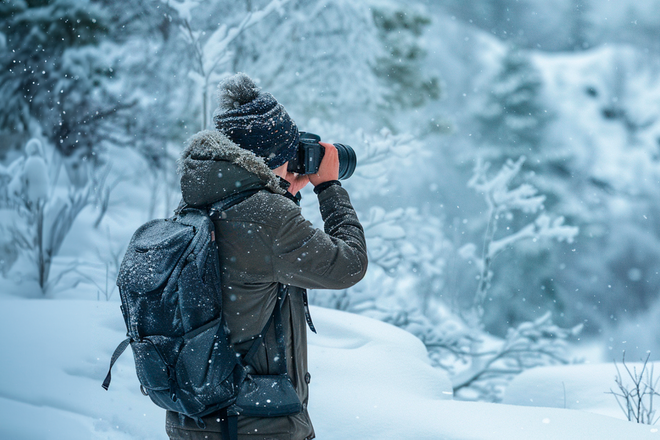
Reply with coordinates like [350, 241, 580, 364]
[505, 361, 660, 421]
[0, 299, 657, 439]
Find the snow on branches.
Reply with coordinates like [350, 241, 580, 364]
[451, 312, 582, 401]
[437, 156, 582, 401]
[351, 127, 423, 199]
[307, 123, 447, 319]
[168, 0, 290, 129]
[460, 156, 578, 316]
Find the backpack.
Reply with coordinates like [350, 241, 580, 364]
[102, 191, 302, 440]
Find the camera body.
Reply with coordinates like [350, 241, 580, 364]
[287, 132, 356, 180]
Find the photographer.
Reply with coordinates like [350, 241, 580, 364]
[167, 73, 367, 440]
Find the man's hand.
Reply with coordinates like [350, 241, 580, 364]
[273, 162, 310, 195]
[283, 171, 310, 195]
[309, 142, 339, 186]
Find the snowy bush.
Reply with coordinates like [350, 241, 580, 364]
[441, 157, 580, 400]
[307, 123, 449, 320]
[609, 352, 660, 425]
[0, 139, 94, 295]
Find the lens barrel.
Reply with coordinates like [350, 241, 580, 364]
[333, 143, 357, 180]
[288, 132, 357, 179]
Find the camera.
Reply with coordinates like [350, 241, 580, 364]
[287, 132, 356, 180]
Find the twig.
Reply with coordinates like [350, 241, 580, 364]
[608, 351, 659, 424]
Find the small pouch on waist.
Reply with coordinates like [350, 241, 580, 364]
[233, 374, 302, 417]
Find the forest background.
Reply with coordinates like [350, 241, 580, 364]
[2, 0, 660, 404]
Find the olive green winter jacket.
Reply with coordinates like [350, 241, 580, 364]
[165, 130, 367, 440]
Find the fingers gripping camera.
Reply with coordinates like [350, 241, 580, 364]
[287, 132, 357, 180]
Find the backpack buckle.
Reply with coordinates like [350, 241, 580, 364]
[209, 208, 221, 220]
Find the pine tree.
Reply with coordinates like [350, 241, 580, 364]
[476, 46, 551, 156]
[0, 0, 130, 161]
[371, 2, 441, 111]
[569, 0, 592, 51]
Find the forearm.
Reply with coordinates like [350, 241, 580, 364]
[274, 184, 368, 289]
[317, 183, 366, 260]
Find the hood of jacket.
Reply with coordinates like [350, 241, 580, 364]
[177, 130, 286, 207]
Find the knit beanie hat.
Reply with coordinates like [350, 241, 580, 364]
[212, 73, 299, 170]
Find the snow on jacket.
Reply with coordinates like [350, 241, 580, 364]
[166, 130, 368, 440]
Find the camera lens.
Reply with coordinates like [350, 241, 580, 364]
[333, 143, 357, 180]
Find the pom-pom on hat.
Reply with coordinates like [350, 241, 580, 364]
[213, 73, 299, 170]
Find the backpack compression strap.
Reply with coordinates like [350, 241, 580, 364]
[102, 338, 130, 390]
[241, 284, 288, 370]
[302, 290, 316, 334]
[220, 408, 239, 440]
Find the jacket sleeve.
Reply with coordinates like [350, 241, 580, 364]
[273, 185, 368, 289]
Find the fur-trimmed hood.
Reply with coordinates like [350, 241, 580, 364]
[178, 130, 286, 207]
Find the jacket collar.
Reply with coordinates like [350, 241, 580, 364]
[177, 130, 287, 196]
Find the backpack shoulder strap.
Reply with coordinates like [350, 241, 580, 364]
[173, 185, 264, 219]
[208, 186, 264, 219]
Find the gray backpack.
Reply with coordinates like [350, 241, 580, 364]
[102, 192, 301, 440]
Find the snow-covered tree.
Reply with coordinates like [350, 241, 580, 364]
[371, 2, 441, 112]
[476, 46, 552, 158]
[459, 157, 579, 324]
[0, 0, 131, 166]
[569, 0, 592, 51]
[166, 0, 291, 131]
[445, 157, 581, 401]
[230, 0, 386, 128]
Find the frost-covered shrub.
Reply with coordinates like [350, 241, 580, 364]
[307, 122, 449, 320]
[443, 157, 581, 400]
[0, 138, 92, 295]
[609, 352, 660, 425]
[451, 312, 582, 401]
